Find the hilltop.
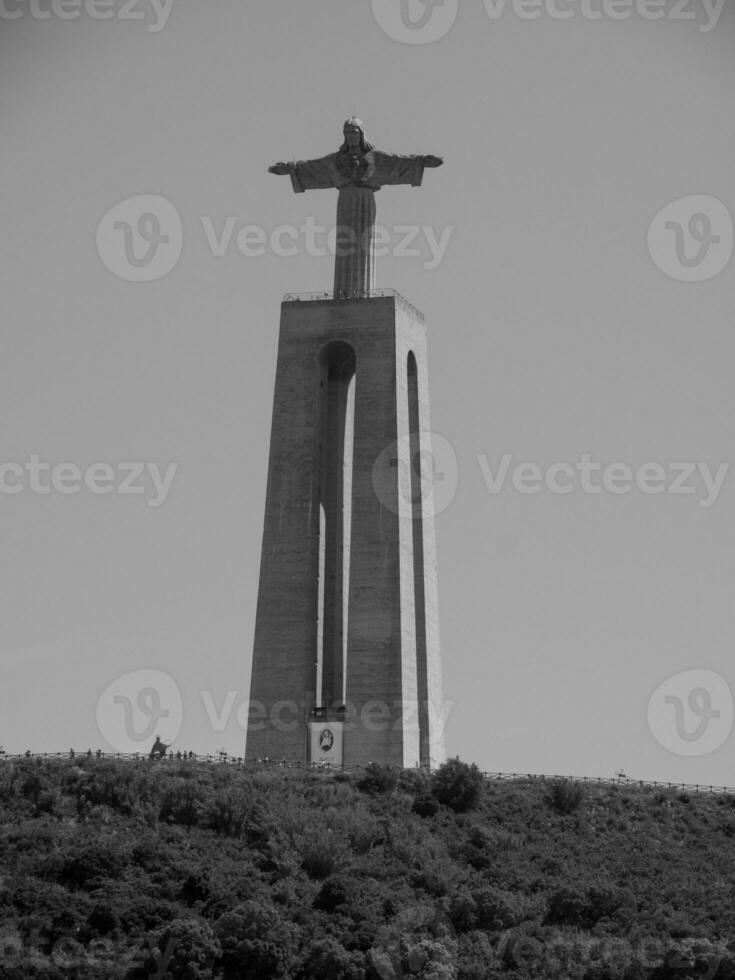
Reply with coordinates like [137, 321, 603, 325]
[0, 756, 733, 978]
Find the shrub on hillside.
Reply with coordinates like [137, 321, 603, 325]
[448, 890, 478, 933]
[545, 884, 635, 930]
[545, 886, 587, 926]
[655, 938, 731, 980]
[368, 919, 457, 980]
[402, 937, 457, 979]
[347, 812, 384, 854]
[547, 778, 585, 815]
[473, 885, 532, 931]
[200, 786, 252, 838]
[117, 895, 181, 934]
[314, 875, 351, 912]
[413, 792, 439, 817]
[215, 901, 297, 979]
[431, 758, 483, 813]
[149, 918, 222, 979]
[159, 780, 206, 828]
[298, 828, 349, 879]
[87, 903, 119, 937]
[456, 930, 497, 979]
[59, 841, 130, 889]
[297, 936, 365, 980]
[357, 763, 398, 796]
[398, 768, 431, 796]
[587, 885, 637, 927]
[20, 769, 44, 804]
[74, 762, 139, 816]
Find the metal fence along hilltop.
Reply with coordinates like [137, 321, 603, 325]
[2, 751, 733, 797]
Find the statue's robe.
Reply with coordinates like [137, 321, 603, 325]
[289, 151, 427, 297]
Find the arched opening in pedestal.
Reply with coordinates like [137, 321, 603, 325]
[315, 341, 356, 711]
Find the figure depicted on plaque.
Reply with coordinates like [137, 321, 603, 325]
[268, 117, 443, 298]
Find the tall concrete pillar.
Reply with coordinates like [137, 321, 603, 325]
[247, 292, 445, 769]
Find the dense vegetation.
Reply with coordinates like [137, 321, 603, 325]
[1, 755, 734, 978]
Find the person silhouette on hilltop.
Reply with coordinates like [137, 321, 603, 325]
[149, 736, 170, 761]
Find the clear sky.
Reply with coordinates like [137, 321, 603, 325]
[1, 0, 734, 784]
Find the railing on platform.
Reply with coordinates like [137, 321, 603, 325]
[1, 752, 733, 796]
[282, 288, 425, 323]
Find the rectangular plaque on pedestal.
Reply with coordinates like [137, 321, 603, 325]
[308, 721, 344, 766]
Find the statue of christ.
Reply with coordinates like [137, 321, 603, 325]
[269, 117, 443, 298]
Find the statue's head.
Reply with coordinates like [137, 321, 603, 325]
[339, 117, 374, 154]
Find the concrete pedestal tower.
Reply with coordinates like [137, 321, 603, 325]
[247, 118, 446, 769]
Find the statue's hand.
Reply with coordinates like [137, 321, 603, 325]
[422, 155, 443, 168]
[268, 162, 293, 176]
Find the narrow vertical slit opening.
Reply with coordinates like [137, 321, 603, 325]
[342, 373, 355, 705]
[316, 502, 326, 707]
[408, 352, 430, 767]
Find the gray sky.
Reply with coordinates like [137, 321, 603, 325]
[2, 0, 734, 784]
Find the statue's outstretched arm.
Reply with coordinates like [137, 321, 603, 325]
[268, 155, 336, 193]
[372, 152, 443, 188]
